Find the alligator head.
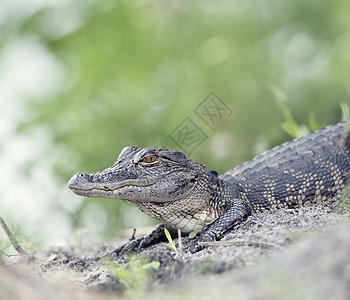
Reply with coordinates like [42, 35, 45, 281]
[68, 146, 228, 232]
[68, 146, 213, 203]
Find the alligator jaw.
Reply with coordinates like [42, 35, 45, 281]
[67, 171, 195, 202]
[68, 172, 160, 191]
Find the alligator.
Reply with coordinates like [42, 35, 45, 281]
[68, 122, 350, 253]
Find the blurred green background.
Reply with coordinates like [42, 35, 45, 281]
[0, 0, 349, 247]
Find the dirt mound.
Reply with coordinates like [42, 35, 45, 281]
[1, 197, 349, 299]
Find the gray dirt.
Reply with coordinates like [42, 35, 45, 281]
[1, 195, 350, 300]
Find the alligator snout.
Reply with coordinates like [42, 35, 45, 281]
[68, 173, 93, 190]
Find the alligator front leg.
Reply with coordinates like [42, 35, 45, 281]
[111, 224, 178, 257]
[189, 198, 252, 253]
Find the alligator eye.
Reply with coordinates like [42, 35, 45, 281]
[140, 155, 158, 165]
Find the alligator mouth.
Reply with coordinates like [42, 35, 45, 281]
[69, 178, 161, 192]
[68, 169, 181, 191]
[68, 169, 193, 201]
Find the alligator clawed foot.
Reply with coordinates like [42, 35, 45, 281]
[183, 243, 204, 254]
[178, 237, 204, 254]
[190, 242, 205, 253]
[111, 238, 142, 257]
[110, 224, 170, 258]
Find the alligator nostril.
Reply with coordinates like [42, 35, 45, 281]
[68, 173, 87, 189]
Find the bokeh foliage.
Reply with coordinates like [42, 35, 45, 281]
[5, 0, 350, 237]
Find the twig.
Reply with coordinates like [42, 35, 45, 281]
[177, 229, 182, 252]
[0, 217, 28, 256]
[200, 239, 284, 250]
[0, 250, 18, 258]
[130, 228, 137, 241]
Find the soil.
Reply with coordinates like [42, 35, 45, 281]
[1, 195, 350, 300]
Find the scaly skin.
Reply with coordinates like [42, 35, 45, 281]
[68, 122, 350, 253]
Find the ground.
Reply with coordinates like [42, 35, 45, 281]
[1, 195, 350, 300]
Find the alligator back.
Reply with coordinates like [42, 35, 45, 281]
[220, 122, 350, 211]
